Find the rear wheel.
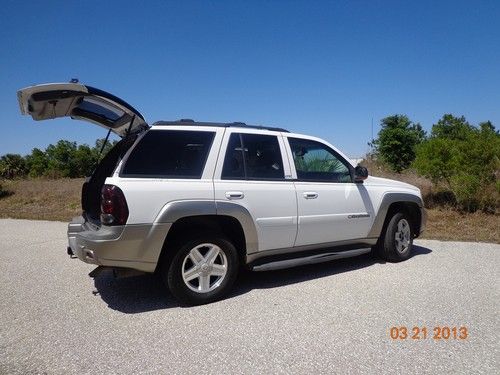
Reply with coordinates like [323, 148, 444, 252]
[376, 212, 414, 262]
[163, 235, 239, 305]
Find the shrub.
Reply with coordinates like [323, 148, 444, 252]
[370, 115, 426, 173]
[0, 154, 27, 179]
[414, 116, 499, 212]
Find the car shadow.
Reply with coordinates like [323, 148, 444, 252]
[92, 245, 432, 314]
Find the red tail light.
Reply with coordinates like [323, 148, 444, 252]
[100, 184, 129, 225]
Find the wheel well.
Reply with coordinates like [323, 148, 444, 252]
[156, 215, 247, 271]
[384, 202, 422, 237]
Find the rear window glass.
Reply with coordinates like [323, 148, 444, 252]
[77, 97, 125, 122]
[222, 133, 284, 180]
[121, 130, 215, 178]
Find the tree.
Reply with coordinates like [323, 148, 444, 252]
[371, 115, 426, 172]
[0, 137, 121, 179]
[45, 140, 78, 177]
[0, 154, 27, 178]
[94, 138, 119, 158]
[25, 148, 48, 177]
[430, 114, 474, 140]
[74, 144, 98, 177]
[414, 117, 500, 212]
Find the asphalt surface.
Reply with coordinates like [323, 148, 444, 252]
[0, 219, 498, 374]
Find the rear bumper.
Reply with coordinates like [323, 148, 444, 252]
[67, 216, 171, 273]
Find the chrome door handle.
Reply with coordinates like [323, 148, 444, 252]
[303, 192, 318, 199]
[225, 191, 244, 200]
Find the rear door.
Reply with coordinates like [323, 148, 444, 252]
[18, 82, 148, 137]
[214, 129, 297, 252]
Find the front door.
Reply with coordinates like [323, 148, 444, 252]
[285, 136, 373, 247]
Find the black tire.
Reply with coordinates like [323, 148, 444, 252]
[376, 211, 414, 262]
[163, 234, 239, 305]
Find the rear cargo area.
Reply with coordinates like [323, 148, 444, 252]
[81, 135, 138, 223]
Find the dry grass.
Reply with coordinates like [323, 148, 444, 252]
[0, 177, 498, 243]
[0, 178, 83, 221]
[422, 208, 499, 243]
[361, 158, 499, 243]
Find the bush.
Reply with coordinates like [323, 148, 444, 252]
[0, 137, 119, 180]
[0, 183, 13, 198]
[370, 115, 425, 172]
[414, 115, 499, 212]
[0, 154, 27, 179]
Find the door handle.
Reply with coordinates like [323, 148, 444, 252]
[303, 192, 318, 199]
[225, 191, 244, 200]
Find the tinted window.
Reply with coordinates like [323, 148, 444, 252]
[222, 133, 284, 180]
[122, 130, 215, 178]
[221, 134, 245, 179]
[78, 97, 124, 121]
[288, 138, 352, 182]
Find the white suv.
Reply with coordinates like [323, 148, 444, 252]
[18, 83, 426, 305]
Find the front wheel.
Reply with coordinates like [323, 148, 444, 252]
[163, 235, 239, 305]
[376, 212, 414, 262]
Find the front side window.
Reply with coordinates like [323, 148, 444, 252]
[121, 130, 215, 178]
[222, 133, 284, 180]
[288, 137, 352, 182]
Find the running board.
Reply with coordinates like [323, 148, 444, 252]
[251, 248, 372, 272]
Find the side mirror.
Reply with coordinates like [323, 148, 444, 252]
[354, 165, 368, 183]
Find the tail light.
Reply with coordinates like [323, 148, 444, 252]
[100, 184, 129, 225]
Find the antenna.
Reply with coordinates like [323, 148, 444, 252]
[371, 117, 374, 144]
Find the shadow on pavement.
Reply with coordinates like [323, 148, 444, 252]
[92, 244, 432, 314]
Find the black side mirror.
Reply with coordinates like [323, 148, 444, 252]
[354, 165, 368, 183]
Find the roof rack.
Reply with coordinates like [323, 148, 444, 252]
[152, 119, 289, 133]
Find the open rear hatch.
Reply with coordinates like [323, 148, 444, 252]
[18, 82, 149, 223]
[17, 82, 148, 137]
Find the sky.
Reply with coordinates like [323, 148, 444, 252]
[0, 0, 499, 158]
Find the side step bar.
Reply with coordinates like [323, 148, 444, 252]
[88, 266, 145, 279]
[251, 248, 372, 272]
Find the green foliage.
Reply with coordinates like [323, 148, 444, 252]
[414, 115, 500, 212]
[0, 137, 119, 180]
[430, 114, 474, 140]
[294, 150, 344, 173]
[413, 138, 458, 185]
[0, 154, 28, 178]
[25, 148, 48, 177]
[371, 115, 426, 173]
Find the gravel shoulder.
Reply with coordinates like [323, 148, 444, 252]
[0, 219, 498, 374]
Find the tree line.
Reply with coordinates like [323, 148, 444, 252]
[1, 114, 498, 212]
[0, 138, 118, 179]
[370, 114, 499, 212]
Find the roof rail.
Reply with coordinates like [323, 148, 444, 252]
[152, 119, 289, 133]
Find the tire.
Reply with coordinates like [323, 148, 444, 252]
[163, 234, 239, 305]
[376, 212, 414, 262]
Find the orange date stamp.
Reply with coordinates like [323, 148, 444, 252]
[389, 326, 468, 340]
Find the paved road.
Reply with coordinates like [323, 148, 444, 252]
[0, 219, 498, 374]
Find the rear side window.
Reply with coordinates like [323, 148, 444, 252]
[121, 130, 215, 178]
[222, 133, 284, 180]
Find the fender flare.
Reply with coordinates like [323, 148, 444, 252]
[154, 200, 259, 254]
[367, 193, 424, 238]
